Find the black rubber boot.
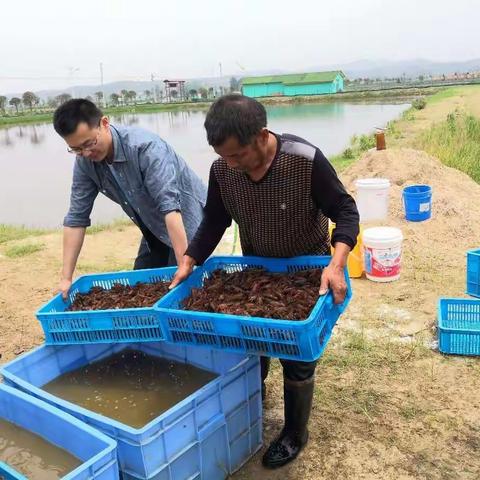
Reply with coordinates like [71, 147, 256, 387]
[262, 376, 314, 469]
[260, 357, 271, 401]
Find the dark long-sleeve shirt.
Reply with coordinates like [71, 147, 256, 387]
[186, 132, 359, 264]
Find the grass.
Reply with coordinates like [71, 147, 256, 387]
[0, 102, 213, 129]
[85, 218, 132, 235]
[419, 111, 480, 183]
[0, 224, 50, 244]
[4, 243, 45, 258]
[331, 132, 376, 171]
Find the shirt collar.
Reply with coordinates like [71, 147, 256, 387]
[109, 125, 127, 163]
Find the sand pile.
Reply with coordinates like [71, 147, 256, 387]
[341, 148, 480, 258]
[338, 148, 480, 336]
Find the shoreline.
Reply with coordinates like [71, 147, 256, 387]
[0, 86, 439, 129]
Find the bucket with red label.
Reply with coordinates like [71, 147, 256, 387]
[363, 227, 403, 282]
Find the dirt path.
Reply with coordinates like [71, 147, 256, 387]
[2, 85, 480, 479]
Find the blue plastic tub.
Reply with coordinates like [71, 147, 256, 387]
[438, 298, 480, 355]
[36, 267, 176, 345]
[0, 462, 27, 480]
[466, 249, 480, 297]
[402, 184, 432, 222]
[0, 383, 118, 480]
[156, 255, 352, 362]
[1, 343, 262, 480]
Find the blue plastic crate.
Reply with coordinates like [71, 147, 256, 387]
[1, 343, 262, 480]
[156, 255, 352, 362]
[36, 267, 177, 345]
[0, 383, 118, 480]
[466, 249, 480, 297]
[438, 298, 480, 355]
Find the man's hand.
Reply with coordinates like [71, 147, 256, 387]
[58, 277, 72, 301]
[169, 255, 196, 289]
[319, 241, 351, 304]
[318, 263, 347, 304]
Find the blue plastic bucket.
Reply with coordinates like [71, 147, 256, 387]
[402, 185, 432, 222]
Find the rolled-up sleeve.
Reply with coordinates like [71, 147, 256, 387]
[139, 141, 181, 214]
[63, 158, 99, 227]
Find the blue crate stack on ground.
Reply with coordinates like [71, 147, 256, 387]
[1, 342, 262, 480]
[0, 383, 118, 480]
[438, 249, 480, 355]
[466, 249, 480, 298]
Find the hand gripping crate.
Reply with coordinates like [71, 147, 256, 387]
[0, 383, 118, 480]
[36, 267, 176, 345]
[438, 298, 480, 356]
[1, 342, 262, 480]
[156, 256, 352, 362]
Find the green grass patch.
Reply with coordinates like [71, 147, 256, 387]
[0, 112, 53, 128]
[86, 218, 132, 235]
[4, 243, 45, 258]
[331, 132, 376, 172]
[419, 111, 480, 182]
[0, 224, 50, 244]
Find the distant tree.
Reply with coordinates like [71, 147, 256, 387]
[120, 89, 129, 105]
[198, 87, 208, 100]
[0, 96, 7, 114]
[188, 89, 198, 99]
[55, 93, 72, 105]
[418, 75, 424, 82]
[128, 90, 137, 104]
[208, 87, 214, 98]
[110, 93, 120, 106]
[144, 89, 152, 101]
[230, 77, 240, 92]
[86, 95, 94, 102]
[47, 97, 58, 109]
[22, 91, 37, 112]
[9, 97, 22, 113]
[94, 91, 104, 104]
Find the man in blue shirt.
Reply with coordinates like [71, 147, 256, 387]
[53, 99, 206, 299]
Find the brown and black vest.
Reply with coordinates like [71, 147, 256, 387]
[213, 135, 330, 257]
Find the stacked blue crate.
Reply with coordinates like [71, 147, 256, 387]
[1, 342, 262, 480]
[0, 383, 118, 480]
[438, 249, 480, 355]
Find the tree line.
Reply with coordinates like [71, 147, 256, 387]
[0, 77, 243, 116]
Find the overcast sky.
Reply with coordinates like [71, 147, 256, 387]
[1, 0, 479, 94]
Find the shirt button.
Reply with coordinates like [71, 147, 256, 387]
[124, 202, 128, 205]
[102, 189, 106, 193]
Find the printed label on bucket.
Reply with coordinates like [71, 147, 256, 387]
[364, 245, 401, 277]
[419, 202, 430, 213]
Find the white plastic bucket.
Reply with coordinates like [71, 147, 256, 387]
[355, 178, 391, 222]
[363, 227, 403, 282]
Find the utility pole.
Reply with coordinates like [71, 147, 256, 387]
[219, 62, 223, 78]
[99, 62, 106, 107]
[151, 74, 157, 103]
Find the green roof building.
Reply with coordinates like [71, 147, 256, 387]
[241, 71, 346, 98]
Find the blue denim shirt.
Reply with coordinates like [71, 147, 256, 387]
[64, 125, 207, 247]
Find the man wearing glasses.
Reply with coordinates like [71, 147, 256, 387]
[53, 98, 206, 299]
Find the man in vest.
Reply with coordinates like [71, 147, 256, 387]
[170, 94, 359, 469]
